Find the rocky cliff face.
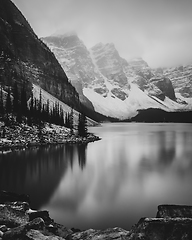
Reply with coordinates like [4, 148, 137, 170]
[163, 64, 192, 98]
[0, 0, 79, 108]
[43, 32, 191, 119]
[90, 42, 129, 87]
[42, 33, 99, 110]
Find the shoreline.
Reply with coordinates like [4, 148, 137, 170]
[0, 122, 101, 153]
[0, 134, 101, 153]
[0, 191, 192, 240]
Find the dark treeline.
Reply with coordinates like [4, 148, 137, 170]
[130, 108, 192, 123]
[0, 82, 88, 137]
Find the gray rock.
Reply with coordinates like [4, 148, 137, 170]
[157, 204, 192, 218]
[26, 229, 65, 240]
[49, 222, 72, 238]
[70, 227, 129, 240]
[0, 203, 29, 227]
[128, 217, 192, 240]
[3, 217, 45, 240]
[28, 210, 53, 225]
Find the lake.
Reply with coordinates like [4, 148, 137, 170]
[1, 123, 192, 230]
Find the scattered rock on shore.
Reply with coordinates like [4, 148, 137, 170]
[0, 122, 100, 152]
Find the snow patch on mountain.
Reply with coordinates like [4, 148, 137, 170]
[83, 84, 187, 119]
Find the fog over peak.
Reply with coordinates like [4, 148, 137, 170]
[12, 0, 192, 68]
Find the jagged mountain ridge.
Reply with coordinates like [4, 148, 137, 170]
[0, 0, 79, 109]
[41, 33, 105, 110]
[42, 33, 192, 120]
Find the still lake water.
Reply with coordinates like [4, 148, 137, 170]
[1, 123, 192, 230]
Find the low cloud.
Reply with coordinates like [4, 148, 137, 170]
[12, 0, 192, 67]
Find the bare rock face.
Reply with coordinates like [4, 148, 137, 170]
[111, 88, 128, 100]
[90, 43, 128, 87]
[150, 77, 176, 100]
[42, 33, 103, 111]
[0, 0, 79, 108]
[42, 33, 98, 86]
[132, 76, 148, 91]
[163, 64, 192, 98]
[147, 83, 165, 101]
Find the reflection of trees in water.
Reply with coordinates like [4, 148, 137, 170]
[65, 145, 75, 169]
[65, 144, 87, 170]
[0, 145, 68, 209]
[157, 131, 176, 166]
[78, 144, 87, 170]
[0, 144, 88, 209]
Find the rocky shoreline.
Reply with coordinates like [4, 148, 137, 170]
[0, 123, 101, 152]
[0, 191, 192, 240]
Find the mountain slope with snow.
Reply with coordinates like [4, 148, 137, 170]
[42, 33, 192, 120]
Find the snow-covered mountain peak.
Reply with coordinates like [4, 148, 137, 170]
[42, 33, 192, 120]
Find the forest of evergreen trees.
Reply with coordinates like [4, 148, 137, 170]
[0, 82, 88, 137]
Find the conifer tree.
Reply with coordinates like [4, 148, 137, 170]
[33, 98, 38, 124]
[65, 113, 70, 128]
[59, 106, 64, 126]
[46, 99, 50, 123]
[69, 108, 74, 134]
[13, 81, 19, 114]
[5, 87, 12, 113]
[29, 93, 34, 116]
[78, 113, 88, 137]
[0, 85, 4, 117]
[20, 84, 28, 116]
[38, 89, 42, 113]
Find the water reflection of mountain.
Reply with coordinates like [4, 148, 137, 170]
[0, 144, 87, 209]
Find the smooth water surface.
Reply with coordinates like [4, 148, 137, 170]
[1, 123, 192, 230]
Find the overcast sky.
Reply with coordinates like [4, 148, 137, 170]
[12, 0, 192, 68]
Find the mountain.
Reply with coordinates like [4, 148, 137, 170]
[0, 0, 79, 109]
[42, 32, 102, 110]
[43, 33, 192, 120]
[162, 65, 192, 98]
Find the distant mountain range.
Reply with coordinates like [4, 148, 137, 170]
[42, 33, 192, 120]
[0, 0, 192, 123]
